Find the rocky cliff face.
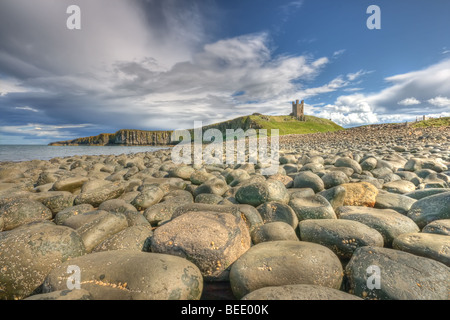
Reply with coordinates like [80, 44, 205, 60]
[113, 130, 173, 145]
[49, 130, 174, 146]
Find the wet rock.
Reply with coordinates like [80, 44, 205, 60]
[293, 172, 324, 193]
[337, 206, 420, 247]
[62, 210, 128, 252]
[25, 289, 92, 300]
[54, 204, 94, 225]
[374, 190, 417, 214]
[40, 192, 76, 215]
[289, 195, 336, 222]
[42, 251, 203, 300]
[321, 171, 350, 189]
[194, 178, 229, 197]
[407, 191, 450, 228]
[230, 241, 343, 299]
[151, 211, 251, 281]
[242, 284, 362, 300]
[93, 225, 153, 252]
[318, 186, 346, 210]
[393, 232, 450, 266]
[74, 181, 127, 207]
[0, 222, 86, 300]
[422, 219, 450, 235]
[251, 221, 298, 244]
[0, 198, 52, 230]
[382, 180, 416, 194]
[131, 186, 165, 211]
[345, 246, 450, 300]
[256, 202, 298, 228]
[334, 157, 362, 174]
[52, 176, 89, 193]
[299, 219, 384, 259]
[98, 199, 137, 213]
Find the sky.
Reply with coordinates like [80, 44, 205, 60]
[0, 0, 449, 144]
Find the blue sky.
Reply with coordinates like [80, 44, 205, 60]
[0, 0, 449, 144]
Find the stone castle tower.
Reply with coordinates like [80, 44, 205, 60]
[292, 99, 305, 121]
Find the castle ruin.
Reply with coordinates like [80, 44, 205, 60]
[292, 99, 305, 121]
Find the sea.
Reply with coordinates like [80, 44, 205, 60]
[0, 145, 169, 163]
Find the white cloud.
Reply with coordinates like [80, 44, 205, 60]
[312, 59, 450, 127]
[428, 96, 450, 107]
[15, 106, 39, 112]
[398, 97, 421, 106]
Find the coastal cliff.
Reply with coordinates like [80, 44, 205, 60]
[48, 114, 344, 146]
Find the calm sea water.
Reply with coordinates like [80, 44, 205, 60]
[0, 145, 169, 162]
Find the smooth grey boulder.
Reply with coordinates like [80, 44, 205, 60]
[0, 222, 86, 300]
[42, 251, 203, 300]
[382, 180, 416, 194]
[407, 192, 450, 228]
[194, 178, 229, 197]
[93, 225, 153, 252]
[40, 192, 76, 215]
[422, 219, 450, 235]
[0, 198, 52, 230]
[74, 181, 127, 207]
[299, 219, 384, 259]
[345, 246, 450, 300]
[242, 284, 362, 300]
[289, 195, 336, 222]
[25, 289, 92, 300]
[171, 203, 263, 233]
[404, 188, 449, 200]
[151, 211, 251, 281]
[98, 199, 137, 214]
[54, 203, 94, 225]
[321, 171, 350, 189]
[131, 186, 165, 211]
[52, 176, 89, 192]
[256, 202, 298, 228]
[251, 222, 299, 244]
[293, 172, 325, 193]
[337, 206, 419, 247]
[230, 241, 343, 299]
[374, 190, 417, 214]
[62, 210, 128, 252]
[334, 157, 362, 174]
[393, 232, 450, 266]
[318, 186, 346, 210]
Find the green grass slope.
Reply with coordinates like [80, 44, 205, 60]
[411, 117, 450, 128]
[248, 115, 344, 135]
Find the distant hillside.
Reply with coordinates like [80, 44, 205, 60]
[49, 115, 344, 146]
[411, 117, 450, 128]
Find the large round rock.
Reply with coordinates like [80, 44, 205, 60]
[392, 232, 450, 266]
[151, 211, 251, 281]
[337, 206, 419, 247]
[42, 251, 203, 300]
[242, 284, 362, 300]
[289, 195, 336, 221]
[345, 246, 450, 300]
[0, 198, 52, 230]
[229, 240, 343, 299]
[0, 222, 86, 300]
[407, 191, 450, 228]
[299, 219, 384, 259]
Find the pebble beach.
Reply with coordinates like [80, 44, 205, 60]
[0, 123, 449, 300]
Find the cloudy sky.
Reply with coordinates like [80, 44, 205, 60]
[1, 0, 449, 144]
